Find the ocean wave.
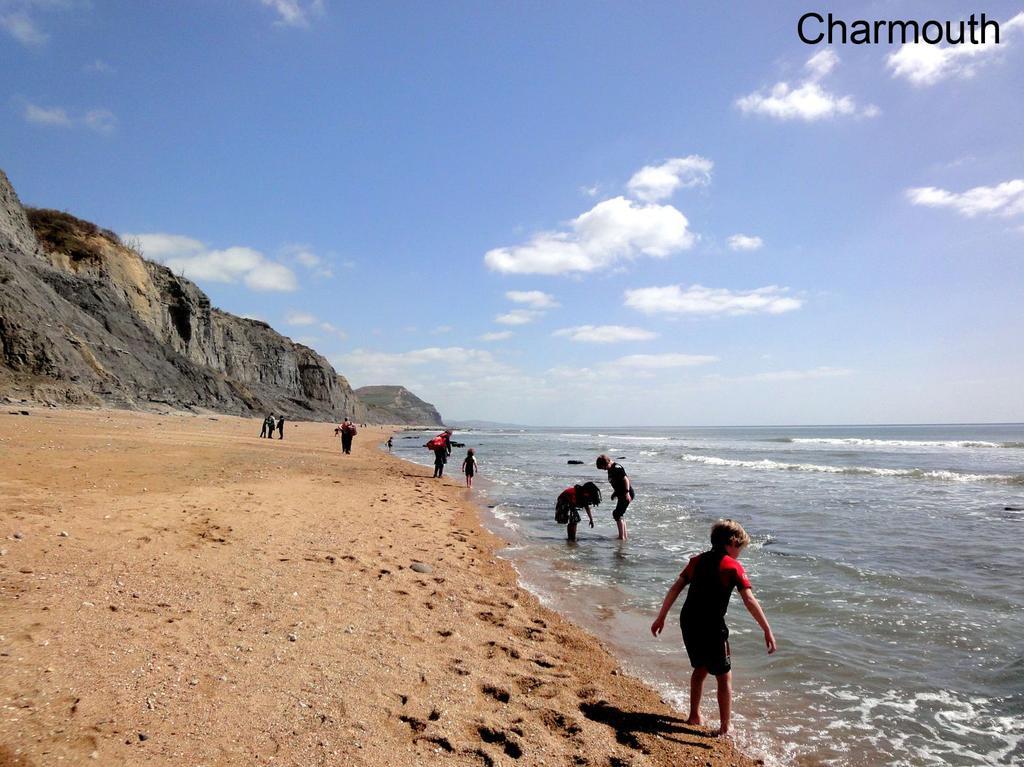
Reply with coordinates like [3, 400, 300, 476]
[679, 454, 1024, 484]
[596, 434, 671, 441]
[771, 437, 1017, 449]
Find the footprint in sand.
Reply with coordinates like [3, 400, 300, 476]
[480, 683, 511, 703]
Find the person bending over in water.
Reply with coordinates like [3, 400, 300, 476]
[651, 519, 776, 738]
[596, 454, 634, 540]
[555, 482, 602, 542]
[461, 448, 478, 488]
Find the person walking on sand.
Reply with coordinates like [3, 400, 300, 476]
[386, 436, 393, 452]
[555, 481, 602, 542]
[596, 454, 634, 540]
[260, 414, 272, 438]
[432, 443, 447, 478]
[461, 448, 478, 488]
[277, 414, 286, 440]
[651, 519, 776, 738]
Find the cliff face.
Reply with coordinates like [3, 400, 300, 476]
[0, 169, 375, 420]
[354, 385, 444, 426]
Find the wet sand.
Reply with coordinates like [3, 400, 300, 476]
[0, 408, 756, 766]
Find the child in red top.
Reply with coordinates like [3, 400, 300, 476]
[555, 482, 601, 542]
[651, 519, 776, 737]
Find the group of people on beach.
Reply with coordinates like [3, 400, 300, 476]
[259, 414, 285, 439]
[418, 432, 774, 739]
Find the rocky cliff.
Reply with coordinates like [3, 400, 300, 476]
[354, 386, 444, 426]
[0, 169, 436, 422]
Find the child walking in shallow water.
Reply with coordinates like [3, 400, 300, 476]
[461, 448, 478, 488]
[651, 519, 776, 737]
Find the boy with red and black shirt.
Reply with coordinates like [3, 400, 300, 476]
[651, 519, 776, 737]
[596, 454, 634, 540]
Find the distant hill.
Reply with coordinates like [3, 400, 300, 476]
[0, 169, 442, 424]
[353, 385, 444, 426]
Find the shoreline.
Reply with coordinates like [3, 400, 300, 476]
[0, 407, 757, 766]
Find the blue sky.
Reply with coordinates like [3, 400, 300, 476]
[3, 0, 1022, 425]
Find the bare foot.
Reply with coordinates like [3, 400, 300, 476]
[684, 715, 703, 726]
[713, 728, 732, 739]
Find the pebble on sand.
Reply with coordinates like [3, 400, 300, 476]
[410, 562, 433, 574]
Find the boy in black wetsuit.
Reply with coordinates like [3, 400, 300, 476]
[650, 519, 776, 737]
[596, 454, 634, 540]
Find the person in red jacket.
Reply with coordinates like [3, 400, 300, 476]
[555, 482, 602, 542]
[650, 519, 776, 737]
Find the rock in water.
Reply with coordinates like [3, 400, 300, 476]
[567, 460, 584, 465]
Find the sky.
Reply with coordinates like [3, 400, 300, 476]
[2, 0, 1023, 426]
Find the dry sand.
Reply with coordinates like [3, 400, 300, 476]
[0, 408, 757, 766]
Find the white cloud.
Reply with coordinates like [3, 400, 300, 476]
[736, 50, 879, 121]
[887, 13, 1024, 86]
[85, 59, 115, 74]
[260, 0, 324, 28]
[553, 325, 657, 343]
[626, 156, 713, 202]
[727, 234, 764, 251]
[284, 310, 346, 343]
[495, 309, 540, 326]
[83, 109, 117, 134]
[748, 366, 852, 382]
[505, 290, 559, 309]
[125, 232, 298, 292]
[1, 10, 45, 44]
[281, 243, 334, 277]
[612, 353, 718, 369]
[285, 311, 317, 326]
[24, 103, 70, 127]
[906, 179, 1024, 218]
[431, 325, 453, 334]
[333, 346, 505, 384]
[580, 184, 601, 197]
[624, 284, 803, 316]
[480, 331, 513, 341]
[23, 103, 117, 133]
[485, 196, 695, 275]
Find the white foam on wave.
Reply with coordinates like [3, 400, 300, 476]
[679, 454, 1024, 484]
[786, 437, 1011, 449]
[596, 434, 671, 442]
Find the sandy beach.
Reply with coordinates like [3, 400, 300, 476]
[0, 408, 755, 767]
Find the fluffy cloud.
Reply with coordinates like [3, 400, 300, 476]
[736, 50, 879, 121]
[480, 331, 513, 341]
[333, 346, 504, 384]
[553, 325, 657, 343]
[285, 311, 317, 326]
[1, 10, 46, 45]
[125, 232, 298, 292]
[23, 103, 117, 133]
[613, 353, 719, 369]
[24, 104, 70, 126]
[495, 309, 540, 326]
[727, 234, 763, 251]
[284, 310, 346, 344]
[624, 284, 803, 316]
[280, 243, 334, 277]
[505, 290, 559, 309]
[747, 366, 852, 382]
[906, 179, 1024, 218]
[626, 156, 713, 202]
[260, 0, 325, 28]
[485, 196, 695, 275]
[887, 13, 1024, 86]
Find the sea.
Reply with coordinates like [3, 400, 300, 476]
[392, 424, 1024, 767]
